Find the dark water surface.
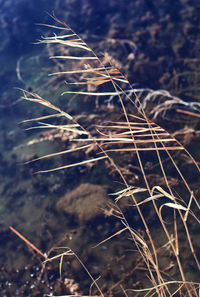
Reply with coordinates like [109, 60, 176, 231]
[0, 0, 200, 296]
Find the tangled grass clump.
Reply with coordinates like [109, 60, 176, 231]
[20, 17, 200, 297]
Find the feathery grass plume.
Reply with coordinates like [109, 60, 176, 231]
[22, 16, 200, 296]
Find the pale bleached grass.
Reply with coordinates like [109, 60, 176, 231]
[20, 16, 200, 297]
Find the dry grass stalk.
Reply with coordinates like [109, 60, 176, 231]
[20, 16, 200, 297]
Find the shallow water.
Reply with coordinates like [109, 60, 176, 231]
[0, 0, 200, 296]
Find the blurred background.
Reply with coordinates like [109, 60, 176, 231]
[0, 0, 200, 296]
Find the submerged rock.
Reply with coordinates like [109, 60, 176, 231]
[56, 183, 109, 224]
